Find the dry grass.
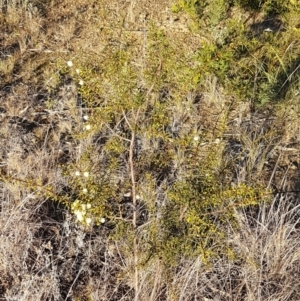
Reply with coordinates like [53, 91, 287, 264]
[1, 189, 300, 300]
[1, 0, 300, 300]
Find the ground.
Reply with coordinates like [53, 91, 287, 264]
[1, 0, 300, 300]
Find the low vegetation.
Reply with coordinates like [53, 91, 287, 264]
[0, 0, 300, 300]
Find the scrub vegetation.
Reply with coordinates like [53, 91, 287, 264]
[0, 0, 300, 300]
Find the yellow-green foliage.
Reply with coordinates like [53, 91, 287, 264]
[177, 0, 300, 104]
[0, 4, 273, 268]
[235, 0, 291, 14]
[45, 21, 270, 266]
[157, 150, 264, 264]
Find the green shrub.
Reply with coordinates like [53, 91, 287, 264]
[0, 6, 269, 270]
[175, 0, 300, 105]
[45, 22, 270, 267]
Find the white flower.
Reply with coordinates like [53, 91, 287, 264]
[79, 79, 84, 86]
[214, 138, 221, 144]
[100, 217, 106, 223]
[86, 203, 91, 209]
[75, 171, 80, 176]
[67, 61, 73, 67]
[75, 211, 83, 221]
[82, 188, 88, 194]
[83, 115, 89, 121]
[85, 124, 91, 130]
[136, 194, 141, 200]
[193, 136, 200, 141]
[83, 171, 89, 177]
[123, 192, 131, 197]
[75, 68, 80, 74]
[86, 217, 92, 225]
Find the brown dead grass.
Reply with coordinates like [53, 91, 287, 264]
[1, 0, 300, 301]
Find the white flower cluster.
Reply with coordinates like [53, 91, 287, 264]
[67, 60, 84, 85]
[71, 200, 92, 225]
[82, 115, 91, 130]
[74, 171, 89, 177]
[71, 197, 106, 226]
[123, 192, 141, 200]
[67, 61, 92, 131]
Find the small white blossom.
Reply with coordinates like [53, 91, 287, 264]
[79, 79, 84, 86]
[123, 192, 131, 197]
[136, 194, 141, 200]
[83, 171, 89, 177]
[75, 68, 80, 74]
[75, 211, 84, 221]
[75, 171, 80, 176]
[82, 188, 88, 194]
[86, 203, 91, 209]
[83, 115, 89, 121]
[86, 217, 92, 225]
[67, 61, 73, 67]
[214, 138, 221, 144]
[85, 124, 91, 130]
[193, 136, 200, 141]
[100, 217, 106, 223]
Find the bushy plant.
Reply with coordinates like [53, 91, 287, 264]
[176, 0, 300, 105]
[0, 0, 273, 273]
[2, 0, 300, 299]
[46, 23, 268, 270]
